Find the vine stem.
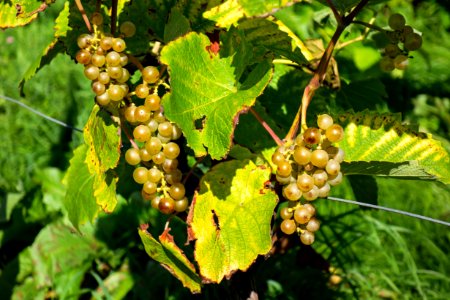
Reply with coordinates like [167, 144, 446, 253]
[119, 115, 139, 149]
[285, 0, 369, 141]
[352, 20, 385, 32]
[74, 0, 92, 33]
[111, 0, 118, 35]
[249, 107, 283, 146]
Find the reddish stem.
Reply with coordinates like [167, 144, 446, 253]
[249, 107, 283, 146]
[75, 0, 92, 32]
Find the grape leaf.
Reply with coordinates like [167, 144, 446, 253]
[0, 0, 51, 29]
[337, 111, 450, 184]
[138, 227, 202, 293]
[62, 144, 100, 229]
[161, 32, 272, 159]
[189, 160, 278, 283]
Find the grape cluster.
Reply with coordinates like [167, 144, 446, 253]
[75, 14, 188, 214]
[272, 114, 345, 245]
[380, 13, 423, 72]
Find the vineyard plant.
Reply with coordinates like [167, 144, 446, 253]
[1, 0, 450, 299]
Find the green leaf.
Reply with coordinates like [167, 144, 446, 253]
[0, 193, 24, 223]
[164, 7, 191, 42]
[337, 79, 387, 111]
[189, 160, 278, 283]
[342, 161, 435, 180]
[63, 144, 100, 229]
[161, 32, 272, 159]
[348, 175, 378, 208]
[0, 0, 50, 29]
[138, 227, 202, 293]
[337, 111, 450, 184]
[239, 0, 299, 17]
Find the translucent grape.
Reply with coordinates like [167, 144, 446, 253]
[280, 219, 296, 235]
[283, 183, 302, 201]
[280, 207, 293, 220]
[120, 21, 136, 37]
[133, 125, 151, 142]
[142, 66, 160, 83]
[158, 197, 175, 214]
[303, 127, 321, 145]
[174, 197, 189, 212]
[293, 146, 311, 165]
[300, 231, 315, 245]
[310, 149, 329, 168]
[169, 183, 186, 200]
[297, 173, 314, 192]
[133, 167, 148, 184]
[125, 148, 141, 165]
[388, 13, 406, 31]
[277, 161, 292, 177]
[317, 114, 334, 130]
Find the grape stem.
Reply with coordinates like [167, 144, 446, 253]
[285, 0, 369, 141]
[326, 0, 343, 25]
[249, 107, 283, 146]
[352, 20, 385, 32]
[127, 54, 144, 72]
[119, 114, 139, 149]
[75, 0, 92, 33]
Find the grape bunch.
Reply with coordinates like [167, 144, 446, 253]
[75, 13, 188, 215]
[272, 114, 345, 245]
[379, 13, 423, 72]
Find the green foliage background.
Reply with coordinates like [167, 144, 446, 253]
[0, 0, 449, 299]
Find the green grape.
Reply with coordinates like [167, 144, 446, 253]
[380, 56, 395, 72]
[162, 158, 178, 173]
[312, 169, 328, 187]
[325, 159, 340, 176]
[325, 124, 344, 143]
[148, 167, 162, 183]
[152, 152, 166, 164]
[300, 230, 315, 245]
[100, 36, 113, 51]
[145, 94, 161, 111]
[91, 53, 106, 67]
[283, 183, 302, 201]
[385, 44, 401, 58]
[76, 49, 91, 65]
[402, 25, 413, 36]
[280, 207, 293, 220]
[98, 72, 110, 85]
[158, 197, 175, 214]
[143, 181, 157, 194]
[306, 217, 320, 232]
[133, 125, 151, 142]
[84, 65, 99, 81]
[165, 169, 183, 185]
[157, 133, 171, 144]
[310, 149, 329, 168]
[303, 203, 316, 216]
[158, 122, 174, 138]
[77, 34, 92, 49]
[134, 106, 151, 123]
[117, 68, 130, 83]
[135, 84, 149, 99]
[142, 66, 160, 83]
[133, 167, 148, 184]
[92, 81, 106, 96]
[91, 12, 103, 25]
[108, 85, 125, 101]
[146, 119, 159, 133]
[153, 110, 166, 123]
[317, 183, 330, 198]
[404, 33, 422, 51]
[303, 127, 321, 145]
[124, 104, 136, 123]
[150, 196, 161, 209]
[277, 161, 292, 177]
[294, 206, 312, 224]
[280, 219, 297, 235]
[112, 38, 126, 52]
[119, 53, 128, 66]
[172, 125, 183, 140]
[169, 183, 186, 200]
[328, 172, 343, 186]
[145, 137, 162, 155]
[303, 186, 319, 201]
[271, 150, 285, 166]
[120, 21, 136, 37]
[317, 114, 333, 130]
[163, 142, 180, 160]
[394, 55, 409, 70]
[96, 92, 110, 106]
[297, 173, 314, 192]
[106, 51, 121, 66]
[125, 148, 141, 165]
[293, 146, 311, 165]
[388, 13, 406, 31]
[107, 66, 123, 79]
[174, 197, 189, 212]
[139, 148, 152, 162]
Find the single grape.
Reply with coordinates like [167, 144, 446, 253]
[152, 152, 166, 164]
[162, 158, 179, 173]
[108, 85, 125, 101]
[294, 206, 312, 224]
[169, 183, 186, 200]
[306, 217, 320, 232]
[145, 94, 161, 111]
[150, 196, 161, 209]
[174, 197, 189, 212]
[133, 167, 148, 184]
[283, 183, 302, 201]
[158, 122, 174, 138]
[325, 124, 344, 143]
[310, 149, 329, 168]
[326, 146, 345, 163]
[96, 92, 110, 106]
[276, 174, 293, 185]
[303, 186, 319, 201]
[300, 230, 315, 245]
[119, 53, 128, 66]
[100, 36, 113, 50]
[380, 56, 395, 72]
[120, 21, 137, 37]
[388, 13, 406, 31]
[135, 84, 149, 99]
[394, 55, 409, 70]
[112, 38, 126, 52]
[77, 34, 92, 49]
[402, 25, 413, 36]
[293, 146, 311, 165]
[297, 173, 314, 192]
[153, 110, 166, 123]
[325, 159, 341, 176]
[145, 137, 162, 155]
[106, 51, 121, 67]
[328, 172, 343, 186]
[148, 167, 162, 183]
[404, 33, 422, 51]
[117, 68, 130, 83]
[133, 125, 151, 142]
[303, 203, 316, 216]
[317, 183, 331, 198]
[165, 169, 183, 185]
[134, 106, 151, 123]
[280, 219, 297, 235]
[91, 12, 103, 25]
[98, 72, 110, 85]
[125, 148, 141, 165]
[139, 148, 152, 162]
[271, 151, 285, 166]
[76, 49, 91, 65]
[142, 66, 160, 83]
[107, 66, 123, 79]
[279, 207, 293, 220]
[158, 197, 175, 214]
[157, 133, 171, 144]
[92, 81, 106, 96]
[91, 53, 106, 67]
[163, 142, 180, 160]
[277, 161, 292, 177]
[84, 65, 100, 81]
[312, 169, 328, 187]
[124, 104, 136, 123]
[317, 114, 334, 130]
[303, 127, 321, 145]
[143, 181, 157, 194]
[385, 44, 401, 58]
